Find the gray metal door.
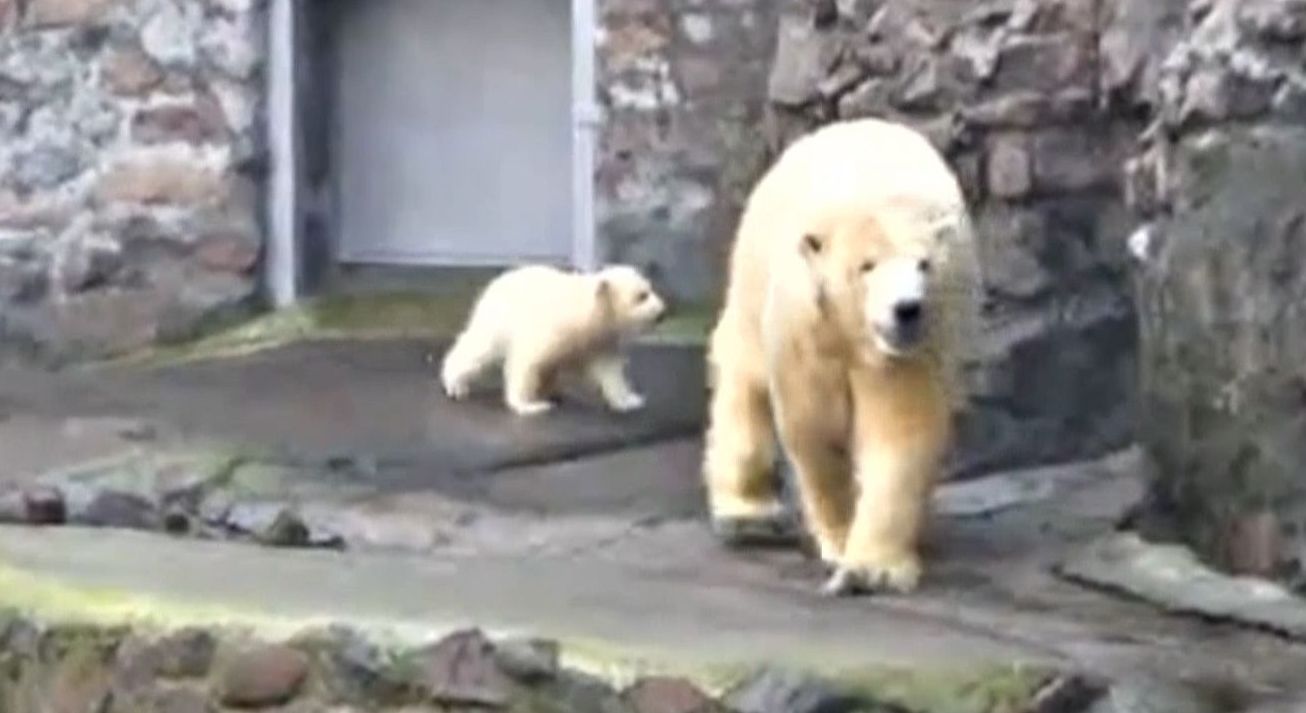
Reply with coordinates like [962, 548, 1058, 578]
[332, 0, 574, 266]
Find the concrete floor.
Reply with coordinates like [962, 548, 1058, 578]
[2, 338, 1305, 706]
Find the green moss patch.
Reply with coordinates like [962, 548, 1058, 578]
[110, 291, 716, 368]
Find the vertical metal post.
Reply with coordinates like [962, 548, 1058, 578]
[571, 0, 599, 271]
[266, 0, 299, 306]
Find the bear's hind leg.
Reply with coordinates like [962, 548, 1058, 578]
[773, 390, 855, 566]
[703, 367, 788, 541]
[503, 344, 557, 416]
[441, 320, 500, 400]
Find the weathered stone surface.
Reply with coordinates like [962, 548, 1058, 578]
[131, 99, 228, 146]
[217, 644, 310, 708]
[12, 146, 83, 191]
[412, 629, 514, 708]
[73, 489, 160, 530]
[1099, 0, 1189, 106]
[150, 687, 214, 713]
[992, 33, 1093, 93]
[493, 638, 559, 683]
[194, 231, 258, 274]
[1135, 125, 1306, 580]
[624, 677, 719, 713]
[25, 0, 117, 28]
[725, 669, 862, 713]
[100, 44, 164, 96]
[96, 160, 225, 207]
[22, 486, 66, 524]
[986, 133, 1033, 199]
[0, 0, 262, 363]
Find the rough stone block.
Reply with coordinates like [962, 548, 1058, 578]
[992, 33, 1092, 93]
[24, 0, 117, 28]
[96, 159, 226, 207]
[986, 132, 1033, 200]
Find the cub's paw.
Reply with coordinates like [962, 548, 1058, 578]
[607, 391, 646, 413]
[820, 553, 922, 597]
[442, 377, 470, 401]
[508, 399, 556, 417]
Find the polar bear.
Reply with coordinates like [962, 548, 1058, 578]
[441, 264, 667, 416]
[702, 118, 981, 596]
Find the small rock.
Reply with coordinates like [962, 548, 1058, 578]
[95, 159, 225, 207]
[141, 0, 200, 67]
[296, 626, 406, 706]
[195, 231, 259, 274]
[987, 133, 1033, 199]
[23, 487, 67, 525]
[156, 629, 217, 679]
[13, 146, 83, 191]
[74, 490, 160, 530]
[226, 502, 310, 547]
[1028, 674, 1107, 713]
[493, 638, 559, 682]
[624, 677, 718, 713]
[1100, 675, 1229, 713]
[217, 644, 310, 708]
[24, 0, 116, 28]
[413, 629, 514, 708]
[132, 98, 228, 145]
[101, 44, 163, 96]
[725, 668, 861, 713]
[162, 506, 194, 535]
[0, 488, 26, 523]
[993, 33, 1092, 93]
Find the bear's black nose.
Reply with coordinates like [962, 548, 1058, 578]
[893, 300, 923, 325]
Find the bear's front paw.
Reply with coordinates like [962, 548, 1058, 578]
[607, 391, 646, 413]
[509, 399, 555, 417]
[820, 553, 922, 597]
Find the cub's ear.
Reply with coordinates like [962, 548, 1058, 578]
[801, 233, 824, 257]
[595, 278, 612, 302]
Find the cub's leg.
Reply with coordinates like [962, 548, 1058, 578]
[441, 315, 502, 400]
[585, 351, 645, 412]
[825, 364, 949, 596]
[502, 340, 558, 416]
[771, 361, 854, 564]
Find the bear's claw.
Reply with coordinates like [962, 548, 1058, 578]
[820, 558, 922, 597]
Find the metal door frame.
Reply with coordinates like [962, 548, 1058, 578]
[264, 0, 599, 307]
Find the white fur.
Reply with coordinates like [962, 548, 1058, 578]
[441, 264, 666, 416]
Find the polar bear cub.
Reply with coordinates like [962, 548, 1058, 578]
[441, 264, 667, 416]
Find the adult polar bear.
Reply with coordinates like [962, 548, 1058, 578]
[703, 118, 982, 596]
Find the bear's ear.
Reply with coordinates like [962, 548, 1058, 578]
[801, 233, 824, 257]
[595, 278, 612, 302]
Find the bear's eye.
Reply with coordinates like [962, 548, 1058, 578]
[860, 260, 876, 274]
[802, 234, 823, 254]
[635, 290, 650, 302]
[918, 258, 933, 273]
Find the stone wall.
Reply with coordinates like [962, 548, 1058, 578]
[0, 0, 265, 362]
[759, 0, 1181, 474]
[1130, 0, 1306, 584]
[0, 614, 1077, 713]
[596, 0, 780, 304]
